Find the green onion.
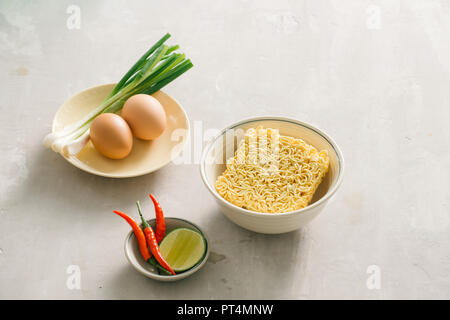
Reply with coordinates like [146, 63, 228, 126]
[43, 33, 193, 156]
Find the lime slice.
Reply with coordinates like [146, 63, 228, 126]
[159, 228, 206, 272]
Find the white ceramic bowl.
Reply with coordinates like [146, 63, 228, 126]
[124, 218, 210, 281]
[200, 116, 344, 234]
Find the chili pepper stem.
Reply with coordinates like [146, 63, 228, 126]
[148, 256, 172, 275]
[136, 201, 150, 228]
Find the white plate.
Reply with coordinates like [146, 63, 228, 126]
[52, 83, 189, 178]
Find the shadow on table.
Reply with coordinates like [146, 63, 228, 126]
[10, 147, 166, 217]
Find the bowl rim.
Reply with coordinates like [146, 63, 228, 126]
[200, 116, 345, 217]
[124, 217, 210, 281]
[52, 83, 190, 179]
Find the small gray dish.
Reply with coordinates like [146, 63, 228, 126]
[124, 217, 210, 281]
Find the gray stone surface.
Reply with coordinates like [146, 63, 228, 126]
[0, 0, 449, 299]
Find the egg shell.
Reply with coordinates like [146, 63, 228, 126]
[89, 113, 133, 159]
[121, 94, 167, 140]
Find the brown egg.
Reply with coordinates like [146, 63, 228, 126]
[89, 113, 133, 159]
[121, 94, 167, 140]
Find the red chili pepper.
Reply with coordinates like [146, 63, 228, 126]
[113, 210, 151, 261]
[149, 193, 165, 243]
[136, 201, 175, 275]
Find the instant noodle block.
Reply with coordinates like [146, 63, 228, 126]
[215, 126, 329, 213]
